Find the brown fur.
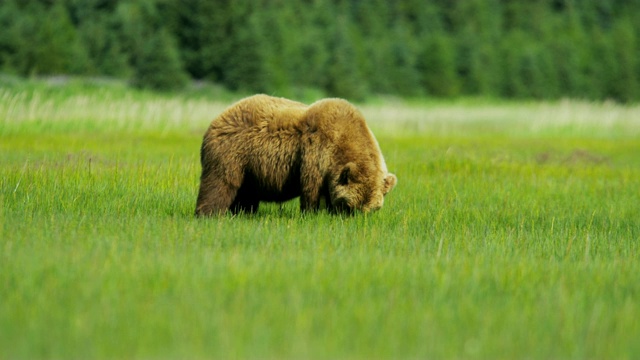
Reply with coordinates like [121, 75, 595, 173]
[195, 94, 397, 216]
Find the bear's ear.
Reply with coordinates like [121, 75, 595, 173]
[383, 173, 397, 195]
[339, 162, 357, 185]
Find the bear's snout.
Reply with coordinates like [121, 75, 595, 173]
[362, 193, 384, 213]
[331, 197, 353, 214]
[364, 202, 383, 213]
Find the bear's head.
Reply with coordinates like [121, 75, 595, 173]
[329, 162, 397, 213]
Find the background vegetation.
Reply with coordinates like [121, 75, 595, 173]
[1, 0, 639, 101]
[1, 79, 640, 359]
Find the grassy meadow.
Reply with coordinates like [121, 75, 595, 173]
[1, 78, 640, 359]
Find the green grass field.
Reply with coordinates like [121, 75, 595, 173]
[1, 78, 640, 359]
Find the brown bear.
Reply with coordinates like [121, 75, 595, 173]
[195, 94, 396, 216]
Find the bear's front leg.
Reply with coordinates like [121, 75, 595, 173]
[299, 164, 323, 212]
[300, 191, 321, 212]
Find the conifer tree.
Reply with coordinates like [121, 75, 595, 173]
[78, 14, 131, 77]
[167, 0, 231, 81]
[609, 18, 638, 102]
[386, 24, 422, 97]
[291, 3, 331, 95]
[451, 0, 502, 96]
[1, 1, 89, 75]
[418, 32, 459, 97]
[325, 15, 368, 100]
[0, 0, 20, 72]
[545, 9, 591, 99]
[222, 9, 270, 93]
[133, 28, 188, 90]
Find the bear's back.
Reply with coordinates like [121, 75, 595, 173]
[304, 98, 373, 143]
[216, 94, 308, 130]
[305, 98, 387, 171]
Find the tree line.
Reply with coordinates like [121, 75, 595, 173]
[1, 0, 639, 102]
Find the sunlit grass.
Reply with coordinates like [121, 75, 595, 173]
[363, 99, 640, 138]
[3, 76, 640, 138]
[1, 79, 639, 359]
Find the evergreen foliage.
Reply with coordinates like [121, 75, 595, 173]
[0, 0, 639, 101]
[133, 28, 188, 90]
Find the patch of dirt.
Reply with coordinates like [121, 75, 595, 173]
[28, 150, 116, 169]
[536, 149, 610, 166]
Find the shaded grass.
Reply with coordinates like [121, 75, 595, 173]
[1, 82, 640, 358]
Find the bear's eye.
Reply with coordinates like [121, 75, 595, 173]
[338, 168, 349, 185]
[339, 163, 357, 185]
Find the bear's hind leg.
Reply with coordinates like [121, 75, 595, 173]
[230, 187, 259, 215]
[195, 175, 240, 216]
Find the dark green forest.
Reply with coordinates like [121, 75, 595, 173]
[1, 0, 639, 101]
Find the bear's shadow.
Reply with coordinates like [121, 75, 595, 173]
[178, 200, 356, 220]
